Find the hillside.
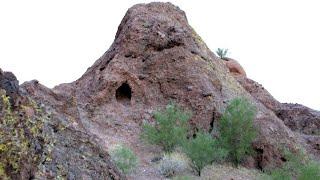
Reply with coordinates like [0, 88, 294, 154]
[1, 2, 319, 179]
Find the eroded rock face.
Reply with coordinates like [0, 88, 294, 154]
[1, 76, 123, 179]
[276, 103, 320, 135]
[45, 2, 303, 170]
[4, 2, 317, 175]
[236, 74, 320, 160]
[236, 76, 282, 112]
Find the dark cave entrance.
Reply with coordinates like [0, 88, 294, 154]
[116, 82, 132, 105]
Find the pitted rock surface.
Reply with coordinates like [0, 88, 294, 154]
[1, 2, 319, 179]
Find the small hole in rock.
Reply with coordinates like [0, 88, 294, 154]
[116, 82, 132, 105]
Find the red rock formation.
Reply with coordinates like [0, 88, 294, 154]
[1, 78, 124, 179]
[15, 2, 319, 173]
[236, 76, 320, 160]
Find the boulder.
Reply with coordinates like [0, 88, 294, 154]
[222, 58, 247, 77]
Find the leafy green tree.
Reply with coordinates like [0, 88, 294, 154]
[216, 48, 229, 59]
[182, 132, 227, 175]
[218, 97, 257, 165]
[141, 103, 191, 152]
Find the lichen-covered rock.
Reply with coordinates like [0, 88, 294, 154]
[0, 68, 20, 107]
[1, 78, 124, 179]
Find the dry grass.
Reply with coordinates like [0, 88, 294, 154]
[200, 163, 262, 180]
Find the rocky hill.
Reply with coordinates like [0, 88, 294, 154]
[1, 2, 319, 179]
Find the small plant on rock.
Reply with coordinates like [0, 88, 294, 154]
[218, 97, 257, 165]
[141, 103, 191, 152]
[109, 144, 138, 174]
[182, 131, 228, 176]
[216, 48, 229, 59]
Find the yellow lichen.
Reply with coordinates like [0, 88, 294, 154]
[0, 92, 49, 179]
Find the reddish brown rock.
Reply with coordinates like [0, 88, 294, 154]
[236, 76, 281, 112]
[236, 75, 320, 160]
[1, 79, 124, 179]
[17, 2, 317, 173]
[222, 58, 247, 77]
[276, 103, 320, 135]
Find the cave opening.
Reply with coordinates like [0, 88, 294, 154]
[116, 82, 132, 105]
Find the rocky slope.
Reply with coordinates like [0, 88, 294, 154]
[1, 2, 319, 179]
[0, 70, 123, 180]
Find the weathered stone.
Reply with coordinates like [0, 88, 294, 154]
[222, 58, 247, 77]
[0, 68, 20, 107]
[1, 2, 319, 178]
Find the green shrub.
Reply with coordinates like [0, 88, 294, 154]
[262, 149, 320, 180]
[109, 144, 138, 174]
[266, 169, 291, 180]
[218, 97, 257, 165]
[141, 103, 191, 152]
[298, 161, 320, 180]
[182, 132, 228, 175]
[158, 152, 191, 177]
[216, 48, 229, 59]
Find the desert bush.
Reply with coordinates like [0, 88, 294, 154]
[262, 150, 320, 180]
[158, 152, 190, 177]
[218, 97, 257, 165]
[141, 103, 191, 152]
[182, 132, 228, 175]
[298, 161, 320, 180]
[109, 144, 138, 174]
[266, 169, 291, 180]
[216, 48, 229, 59]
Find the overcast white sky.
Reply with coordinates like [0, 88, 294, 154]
[0, 0, 319, 110]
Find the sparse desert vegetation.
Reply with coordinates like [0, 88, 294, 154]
[182, 131, 227, 175]
[142, 98, 258, 177]
[218, 97, 257, 165]
[262, 150, 320, 180]
[109, 144, 138, 174]
[158, 152, 191, 177]
[141, 103, 191, 152]
[1, 2, 319, 179]
[216, 48, 229, 59]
